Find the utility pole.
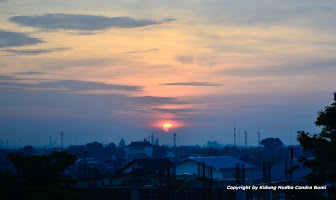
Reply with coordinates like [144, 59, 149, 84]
[234, 119, 236, 146]
[244, 131, 247, 147]
[60, 131, 64, 149]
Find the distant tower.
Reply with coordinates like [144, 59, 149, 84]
[258, 132, 260, 147]
[156, 138, 159, 145]
[234, 119, 236, 146]
[60, 131, 64, 149]
[238, 128, 241, 146]
[151, 133, 154, 144]
[244, 131, 247, 147]
[174, 133, 176, 147]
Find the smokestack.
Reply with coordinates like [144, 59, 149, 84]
[258, 132, 260, 147]
[151, 133, 154, 144]
[174, 133, 176, 147]
[244, 131, 247, 147]
[238, 128, 241, 146]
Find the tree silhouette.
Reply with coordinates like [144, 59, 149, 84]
[8, 151, 76, 186]
[260, 138, 283, 150]
[298, 92, 336, 199]
[117, 138, 126, 149]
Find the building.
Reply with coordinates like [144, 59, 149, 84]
[270, 158, 311, 183]
[176, 156, 257, 180]
[120, 158, 175, 176]
[125, 141, 153, 160]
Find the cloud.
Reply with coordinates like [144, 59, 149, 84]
[194, 0, 336, 30]
[38, 80, 142, 92]
[15, 71, 44, 75]
[0, 30, 43, 48]
[124, 49, 159, 54]
[9, 14, 172, 31]
[160, 82, 221, 86]
[0, 77, 142, 92]
[152, 108, 194, 114]
[0, 75, 18, 81]
[222, 58, 336, 77]
[128, 96, 184, 106]
[4, 48, 71, 55]
[176, 56, 194, 64]
[0, 81, 189, 120]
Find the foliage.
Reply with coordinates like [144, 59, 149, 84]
[117, 138, 126, 149]
[86, 141, 104, 160]
[0, 172, 93, 200]
[152, 145, 167, 158]
[8, 151, 77, 186]
[260, 138, 283, 150]
[297, 92, 336, 199]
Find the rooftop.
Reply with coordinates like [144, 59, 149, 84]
[126, 141, 152, 148]
[189, 156, 256, 169]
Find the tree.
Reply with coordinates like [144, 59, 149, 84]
[297, 92, 336, 199]
[8, 151, 76, 186]
[152, 145, 167, 158]
[260, 138, 283, 150]
[86, 141, 104, 160]
[117, 138, 126, 149]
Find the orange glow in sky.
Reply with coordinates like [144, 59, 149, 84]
[1, 0, 335, 146]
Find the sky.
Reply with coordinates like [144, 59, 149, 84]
[1, 0, 336, 147]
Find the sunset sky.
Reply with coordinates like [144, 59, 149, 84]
[1, 0, 335, 147]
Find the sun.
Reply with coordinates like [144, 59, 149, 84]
[163, 123, 172, 132]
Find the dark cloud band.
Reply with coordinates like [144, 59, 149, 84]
[4, 48, 71, 55]
[9, 14, 171, 31]
[0, 30, 43, 48]
[160, 82, 221, 86]
[0, 77, 142, 92]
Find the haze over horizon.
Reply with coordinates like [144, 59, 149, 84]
[1, 0, 335, 147]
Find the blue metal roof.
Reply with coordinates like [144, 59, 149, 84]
[189, 156, 256, 169]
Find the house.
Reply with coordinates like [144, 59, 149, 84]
[125, 141, 153, 160]
[176, 156, 257, 180]
[120, 158, 175, 176]
[270, 158, 311, 183]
